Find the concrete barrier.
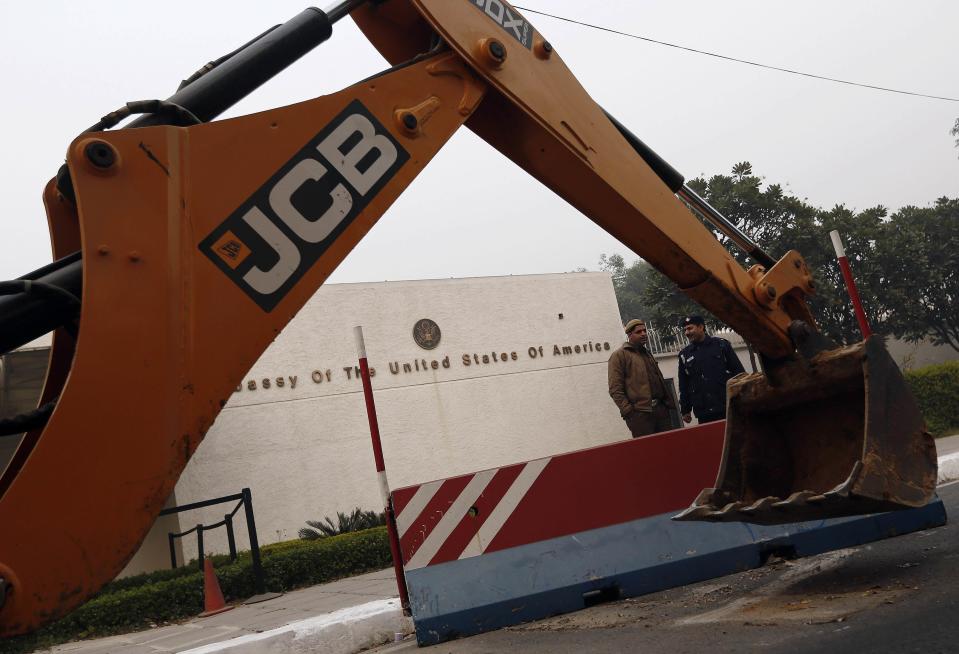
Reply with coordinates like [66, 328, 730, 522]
[391, 422, 948, 645]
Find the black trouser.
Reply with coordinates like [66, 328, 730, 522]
[625, 404, 673, 438]
[696, 412, 724, 424]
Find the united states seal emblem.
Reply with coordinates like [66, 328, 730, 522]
[413, 318, 441, 350]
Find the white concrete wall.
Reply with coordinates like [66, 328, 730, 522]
[155, 272, 631, 566]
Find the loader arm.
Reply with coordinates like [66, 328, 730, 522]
[354, 1, 814, 361]
[0, 0, 935, 636]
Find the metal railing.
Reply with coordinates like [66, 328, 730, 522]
[646, 327, 746, 356]
[161, 487, 265, 594]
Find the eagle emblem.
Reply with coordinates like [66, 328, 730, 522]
[413, 318, 441, 350]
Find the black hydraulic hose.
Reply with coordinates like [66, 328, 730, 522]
[7, 6, 358, 354]
[0, 255, 83, 355]
[176, 25, 283, 92]
[0, 280, 80, 311]
[129, 7, 336, 128]
[0, 400, 57, 437]
[602, 108, 776, 269]
[603, 109, 685, 193]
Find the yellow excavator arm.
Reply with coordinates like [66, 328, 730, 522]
[0, 0, 935, 635]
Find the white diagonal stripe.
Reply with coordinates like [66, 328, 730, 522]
[395, 480, 443, 540]
[463, 457, 552, 559]
[405, 469, 498, 570]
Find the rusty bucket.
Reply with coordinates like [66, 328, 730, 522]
[674, 337, 938, 524]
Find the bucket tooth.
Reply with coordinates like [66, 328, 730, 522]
[672, 504, 719, 521]
[771, 491, 817, 509]
[674, 337, 937, 525]
[738, 496, 779, 516]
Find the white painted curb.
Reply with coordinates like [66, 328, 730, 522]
[938, 452, 959, 486]
[179, 598, 412, 654]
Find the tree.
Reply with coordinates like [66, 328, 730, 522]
[595, 163, 955, 352]
[807, 204, 888, 344]
[641, 163, 890, 346]
[598, 253, 656, 324]
[637, 266, 708, 334]
[877, 198, 959, 352]
[953, 118, 959, 153]
[646, 162, 822, 334]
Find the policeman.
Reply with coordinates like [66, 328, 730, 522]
[677, 315, 746, 424]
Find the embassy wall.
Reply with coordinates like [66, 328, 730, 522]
[124, 272, 631, 572]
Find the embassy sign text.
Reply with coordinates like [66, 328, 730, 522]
[236, 338, 613, 392]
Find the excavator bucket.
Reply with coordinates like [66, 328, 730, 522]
[674, 337, 938, 524]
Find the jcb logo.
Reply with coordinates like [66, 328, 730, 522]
[200, 100, 409, 311]
[469, 0, 533, 49]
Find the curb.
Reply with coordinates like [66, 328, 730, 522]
[179, 599, 412, 654]
[939, 452, 959, 486]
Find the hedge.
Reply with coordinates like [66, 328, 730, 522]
[0, 527, 391, 654]
[904, 360, 959, 437]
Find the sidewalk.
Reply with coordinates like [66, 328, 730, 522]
[937, 433, 959, 457]
[46, 441, 959, 654]
[48, 569, 410, 654]
[938, 434, 959, 485]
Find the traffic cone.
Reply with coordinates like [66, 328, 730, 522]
[199, 558, 234, 617]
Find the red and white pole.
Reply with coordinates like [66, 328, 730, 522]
[353, 326, 410, 613]
[829, 230, 873, 339]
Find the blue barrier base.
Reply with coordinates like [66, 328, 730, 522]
[407, 498, 947, 645]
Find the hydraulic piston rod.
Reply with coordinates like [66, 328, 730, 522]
[0, 4, 367, 355]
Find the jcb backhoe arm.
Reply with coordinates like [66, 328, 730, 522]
[0, 0, 936, 636]
[351, 0, 936, 520]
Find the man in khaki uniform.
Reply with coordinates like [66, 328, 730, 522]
[608, 319, 675, 438]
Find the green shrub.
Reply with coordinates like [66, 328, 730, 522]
[299, 507, 386, 540]
[0, 527, 391, 654]
[904, 360, 959, 437]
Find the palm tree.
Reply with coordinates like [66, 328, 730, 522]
[298, 507, 386, 540]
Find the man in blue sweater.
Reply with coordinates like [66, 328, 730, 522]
[677, 315, 746, 425]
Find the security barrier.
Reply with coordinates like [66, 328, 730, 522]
[391, 422, 947, 645]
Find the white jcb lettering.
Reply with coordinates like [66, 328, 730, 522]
[316, 113, 398, 196]
[218, 108, 402, 304]
[484, 0, 505, 24]
[240, 207, 301, 295]
[503, 8, 524, 39]
[268, 158, 354, 243]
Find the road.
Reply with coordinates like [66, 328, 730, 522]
[376, 480, 958, 654]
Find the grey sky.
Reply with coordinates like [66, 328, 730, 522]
[1, 1, 956, 284]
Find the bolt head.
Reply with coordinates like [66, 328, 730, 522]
[766, 285, 778, 299]
[488, 40, 506, 61]
[85, 141, 116, 168]
[543, 41, 553, 53]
